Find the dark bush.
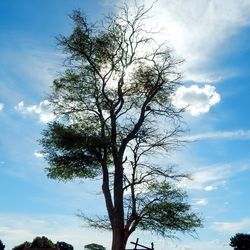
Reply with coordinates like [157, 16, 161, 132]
[12, 241, 31, 250]
[84, 243, 106, 250]
[13, 236, 56, 249]
[12, 237, 74, 250]
[56, 242, 73, 250]
[30, 236, 56, 248]
[0, 240, 5, 250]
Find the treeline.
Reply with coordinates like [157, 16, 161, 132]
[0, 236, 105, 250]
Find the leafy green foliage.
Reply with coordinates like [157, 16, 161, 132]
[230, 233, 250, 250]
[137, 181, 202, 237]
[41, 122, 110, 180]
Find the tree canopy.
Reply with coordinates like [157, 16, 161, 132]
[230, 233, 250, 250]
[40, 3, 202, 250]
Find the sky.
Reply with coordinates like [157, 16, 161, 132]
[0, 0, 250, 250]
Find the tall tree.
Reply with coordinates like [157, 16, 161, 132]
[41, 3, 202, 250]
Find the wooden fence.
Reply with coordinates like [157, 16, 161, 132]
[126, 238, 154, 250]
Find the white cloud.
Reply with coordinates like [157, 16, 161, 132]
[34, 151, 44, 158]
[172, 85, 220, 116]
[0, 48, 63, 108]
[180, 164, 250, 191]
[143, 0, 250, 82]
[15, 100, 55, 123]
[183, 130, 250, 141]
[0, 103, 4, 111]
[118, 0, 250, 84]
[179, 239, 229, 250]
[152, 237, 229, 250]
[193, 198, 208, 206]
[211, 218, 250, 234]
[204, 185, 216, 191]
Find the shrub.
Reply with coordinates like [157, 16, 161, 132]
[12, 241, 31, 250]
[13, 236, 56, 249]
[84, 243, 106, 250]
[30, 236, 56, 248]
[56, 242, 73, 250]
[0, 240, 5, 250]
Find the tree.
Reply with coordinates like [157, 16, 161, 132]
[12, 237, 55, 250]
[84, 243, 106, 250]
[29, 236, 56, 249]
[40, 3, 202, 250]
[0, 240, 5, 250]
[230, 233, 250, 250]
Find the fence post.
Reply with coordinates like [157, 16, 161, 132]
[134, 238, 139, 250]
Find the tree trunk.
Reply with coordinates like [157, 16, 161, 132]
[111, 152, 126, 250]
[111, 227, 128, 250]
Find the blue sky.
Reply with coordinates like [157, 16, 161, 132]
[0, 1, 250, 250]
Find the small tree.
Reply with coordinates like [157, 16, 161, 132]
[41, 3, 202, 250]
[230, 233, 250, 250]
[84, 243, 106, 250]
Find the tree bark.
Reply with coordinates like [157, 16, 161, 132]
[111, 155, 126, 250]
[111, 227, 130, 250]
[111, 227, 126, 250]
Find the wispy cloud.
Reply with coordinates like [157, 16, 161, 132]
[180, 163, 250, 191]
[145, 0, 250, 82]
[204, 185, 217, 192]
[193, 198, 208, 206]
[0, 103, 4, 111]
[15, 100, 55, 123]
[34, 151, 44, 158]
[211, 218, 250, 234]
[0, 47, 64, 117]
[172, 85, 220, 116]
[120, 0, 250, 84]
[1, 47, 62, 97]
[152, 237, 229, 250]
[183, 130, 250, 141]
[177, 239, 229, 250]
